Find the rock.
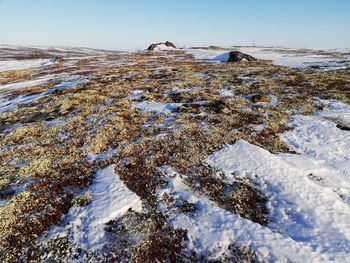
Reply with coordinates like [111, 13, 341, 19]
[147, 43, 159, 51]
[251, 94, 270, 103]
[147, 41, 176, 51]
[165, 41, 176, 48]
[52, 56, 63, 63]
[228, 51, 256, 62]
[337, 124, 350, 131]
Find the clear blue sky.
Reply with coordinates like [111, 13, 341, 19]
[1, 0, 349, 50]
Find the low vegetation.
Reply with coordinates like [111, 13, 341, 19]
[0, 48, 349, 261]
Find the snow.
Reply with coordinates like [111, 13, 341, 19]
[0, 58, 55, 72]
[0, 78, 88, 114]
[186, 47, 350, 70]
[157, 166, 349, 262]
[212, 52, 231, 62]
[219, 86, 236, 97]
[156, 100, 350, 262]
[86, 148, 120, 163]
[205, 103, 350, 261]
[250, 123, 267, 133]
[47, 165, 142, 250]
[0, 77, 54, 91]
[208, 140, 350, 257]
[315, 99, 350, 130]
[126, 90, 145, 101]
[132, 100, 181, 114]
[151, 44, 176, 51]
[169, 86, 202, 94]
[54, 79, 89, 91]
[0, 181, 32, 207]
[283, 114, 350, 174]
[0, 90, 46, 114]
[269, 94, 279, 107]
[206, 141, 350, 261]
[281, 100, 350, 204]
[239, 47, 347, 69]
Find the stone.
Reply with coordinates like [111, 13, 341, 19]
[165, 41, 176, 48]
[147, 41, 176, 51]
[228, 51, 256, 62]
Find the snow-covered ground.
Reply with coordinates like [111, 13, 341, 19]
[282, 100, 350, 204]
[47, 165, 142, 250]
[187, 47, 350, 70]
[156, 100, 350, 262]
[123, 96, 350, 261]
[0, 76, 89, 114]
[0, 58, 55, 72]
[315, 99, 350, 130]
[132, 100, 182, 115]
[158, 166, 348, 262]
[0, 76, 54, 91]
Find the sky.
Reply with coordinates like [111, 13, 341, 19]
[0, 0, 349, 50]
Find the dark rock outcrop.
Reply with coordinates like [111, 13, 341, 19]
[147, 43, 159, 51]
[165, 41, 176, 48]
[147, 41, 176, 51]
[228, 51, 256, 62]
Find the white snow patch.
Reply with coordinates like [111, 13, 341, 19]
[213, 52, 231, 62]
[315, 99, 350, 130]
[0, 78, 88, 113]
[0, 59, 55, 72]
[202, 101, 350, 260]
[151, 44, 176, 51]
[0, 77, 53, 91]
[219, 86, 236, 97]
[0, 91, 45, 114]
[47, 165, 142, 250]
[268, 94, 279, 107]
[282, 103, 350, 175]
[155, 99, 350, 261]
[54, 79, 89, 91]
[158, 165, 349, 262]
[86, 148, 120, 163]
[126, 90, 145, 101]
[206, 140, 350, 261]
[250, 124, 266, 133]
[132, 101, 181, 114]
[281, 101, 350, 204]
[169, 86, 202, 94]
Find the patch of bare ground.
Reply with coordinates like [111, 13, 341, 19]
[1, 48, 349, 261]
[186, 164, 268, 225]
